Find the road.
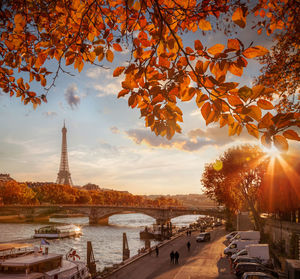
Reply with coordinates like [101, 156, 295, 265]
[105, 227, 236, 279]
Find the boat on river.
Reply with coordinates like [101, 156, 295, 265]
[34, 224, 82, 239]
[0, 243, 91, 279]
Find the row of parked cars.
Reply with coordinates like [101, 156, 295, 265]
[224, 231, 279, 279]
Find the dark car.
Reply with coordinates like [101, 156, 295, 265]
[241, 271, 276, 279]
[235, 263, 279, 279]
[233, 256, 262, 269]
[196, 232, 211, 242]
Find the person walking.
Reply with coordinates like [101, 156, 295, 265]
[155, 245, 159, 257]
[187, 241, 191, 251]
[170, 250, 175, 264]
[174, 251, 179, 264]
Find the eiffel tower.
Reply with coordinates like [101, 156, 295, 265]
[56, 122, 73, 185]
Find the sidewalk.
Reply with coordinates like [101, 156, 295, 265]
[105, 228, 235, 279]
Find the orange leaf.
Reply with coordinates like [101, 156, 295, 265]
[152, 94, 164, 105]
[227, 39, 240, 50]
[246, 123, 259, 139]
[113, 43, 123, 52]
[117, 89, 129, 98]
[194, 40, 203, 50]
[201, 102, 211, 120]
[113, 66, 125, 77]
[248, 105, 261, 121]
[227, 95, 243, 106]
[273, 135, 289, 151]
[182, 87, 196, 102]
[229, 63, 243, 76]
[199, 19, 212, 31]
[232, 7, 247, 28]
[207, 44, 225, 55]
[243, 46, 268, 58]
[257, 99, 274, 110]
[283, 130, 300, 141]
[106, 49, 114, 63]
[261, 133, 271, 148]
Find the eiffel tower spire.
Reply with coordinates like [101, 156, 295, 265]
[56, 122, 73, 185]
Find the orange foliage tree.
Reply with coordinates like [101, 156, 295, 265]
[201, 145, 267, 231]
[0, 0, 299, 149]
[0, 182, 182, 207]
[0, 180, 37, 205]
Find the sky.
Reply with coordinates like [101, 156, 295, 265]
[0, 17, 298, 195]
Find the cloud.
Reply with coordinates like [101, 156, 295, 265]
[65, 84, 80, 109]
[110, 126, 120, 134]
[94, 82, 121, 97]
[125, 124, 256, 152]
[43, 111, 57, 117]
[86, 68, 112, 79]
[125, 129, 212, 152]
[188, 125, 255, 145]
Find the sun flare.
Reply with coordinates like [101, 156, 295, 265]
[262, 145, 282, 159]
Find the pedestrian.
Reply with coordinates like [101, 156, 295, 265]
[174, 251, 179, 264]
[189, 230, 192, 236]
[187, 241, 191, 251]
[170, 250, 174, 264]
[155, 245, 159, 257]
[186, 230, 188, 236]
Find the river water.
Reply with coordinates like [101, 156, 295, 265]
[0, 213, 202, 271]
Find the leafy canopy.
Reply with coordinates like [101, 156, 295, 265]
[0, 0, 299, 150]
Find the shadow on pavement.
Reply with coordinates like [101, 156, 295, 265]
[217, 257, 235, 279]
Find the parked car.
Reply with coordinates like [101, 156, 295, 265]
[233, 256, 262, 269]
[241, 271, 276, 279]
[235, 263, 279, 279]
[224, 240, 259, 256]
[226, 231, 238, 241]
[196, 232, 211, 242]
[231, 249, 248, 261]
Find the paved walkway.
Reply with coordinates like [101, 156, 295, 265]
[105, 227, 235, 279]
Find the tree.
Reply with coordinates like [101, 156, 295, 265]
[0, 180, 37, 204]
[201, 145, 267, 232]
[0, 0, 299, 149]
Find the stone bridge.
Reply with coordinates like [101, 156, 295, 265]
[0, 205, 224, 225]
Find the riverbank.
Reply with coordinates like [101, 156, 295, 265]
[0, 215, 49, 223]
[102, 227, 235, 279]
[0, 213, 85, 223]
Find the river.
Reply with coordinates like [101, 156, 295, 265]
[0, 213, 203, 271]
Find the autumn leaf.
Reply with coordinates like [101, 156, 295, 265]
[283, 130, 300, 141]
[243, 46, 268, 58]
[238, 86, 252, 101]
[113, 43, 123, 52]
[113, 66, 125, 77]
[246, 123, 259, 139]
[199, 19, 212, 31]
[248, 105, 262, 121]
[117, 89, 129, 98]
[229, 63, 243, 76]
[106, 49, 114, 62]
[194, 40, 203, 50]
[227, 39, 240, 51]
[273, 135, 289, 151]
[257, 99, 274, 110]
[201, 102, 211, 120]
[261, 133, 271, 148]
[227, 95, 243, 106]
[207, 44, 225, 55]
[232, 7, 247, 28]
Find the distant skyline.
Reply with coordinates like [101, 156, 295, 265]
[0, 26, 298, 195]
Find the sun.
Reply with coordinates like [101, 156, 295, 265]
[262, 145, 282, 159]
